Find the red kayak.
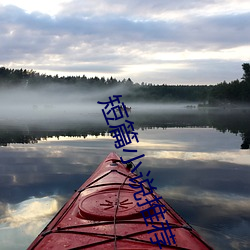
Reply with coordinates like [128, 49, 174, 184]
[28, 152, 213, 249]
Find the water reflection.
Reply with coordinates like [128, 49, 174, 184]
[0, 196, 63, 250]
[0, 107, 250, 149]
[0, 109, 250, 249]
[1, 196, 59, 228]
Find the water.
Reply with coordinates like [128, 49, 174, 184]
[0, 105, 250, 249]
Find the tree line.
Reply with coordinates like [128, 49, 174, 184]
[0, 63, 249, 104]
[208, 63, 250, 105]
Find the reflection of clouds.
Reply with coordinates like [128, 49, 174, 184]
[0, 196, 62, 250]
[158, 186, 250, 216]
[152, 150, 250, 166]
[0, 139, 115, 202]
[137, 127, 243, 152]
[4, 140, 114, 178]
[136, 140, 186, 150]
[193, 224, 250, 250]
[0, 196, 59, 230]
[158, 186, 250, 249]
[0, 128, 249, 249]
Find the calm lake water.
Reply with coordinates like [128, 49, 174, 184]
[0, 104, 250, 249]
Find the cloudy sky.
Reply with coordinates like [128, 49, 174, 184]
[0, 0, 250, 85]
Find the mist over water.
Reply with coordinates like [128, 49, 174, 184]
[0, 84, 250, 249]
[0, 84, 250, 149]
[0, 84, 198, 125]
[0, 85, 100, 122]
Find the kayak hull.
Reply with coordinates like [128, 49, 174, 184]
[28, 152, 213, 249]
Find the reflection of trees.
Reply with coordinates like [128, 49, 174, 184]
[131, 109, 250, 149]
[241, 133, 250, 149]
[0, 109, 250, 149]
[0, 132, 38, 146]
[0, 123, 109, 146]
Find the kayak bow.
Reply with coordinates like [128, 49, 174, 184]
[28, 152, 213, 249]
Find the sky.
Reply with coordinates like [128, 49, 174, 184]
[0, 0, 250, 85]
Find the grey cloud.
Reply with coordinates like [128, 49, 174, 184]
[59, 0, 216, 18]
[1, 4, 249, 50]
[133, 59, 244, 85]
[184, 13, 250, 49]
[38, 64, 121, 74]
[0, 3, 249, 84]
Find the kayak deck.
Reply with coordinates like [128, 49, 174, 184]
[28, 152, 213, 249]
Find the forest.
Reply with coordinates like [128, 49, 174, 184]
[0, 63, 250, 104]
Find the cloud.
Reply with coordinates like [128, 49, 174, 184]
[3, 4, 249, 48]
[0, 196, 62, 249]
[0, 1, 250, 84]
[158, 186, 250, 216]
[0, 196, 59, 228]
[58, 0, 241, 19]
